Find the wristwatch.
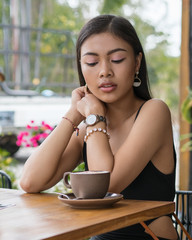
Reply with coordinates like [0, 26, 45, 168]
[84, 114, 106, 127]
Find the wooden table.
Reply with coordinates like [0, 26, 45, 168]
[0, 188, 175, 240]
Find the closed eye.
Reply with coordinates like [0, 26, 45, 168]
[86, 62, 98, 67]
[112, 58, 125, 64]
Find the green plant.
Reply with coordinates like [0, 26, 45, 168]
[0, 148, 18, 188]
[181, 88, 192, 151]
[73, 162, 85, 172]
[181, 88, 192, 124]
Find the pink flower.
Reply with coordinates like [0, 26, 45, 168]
[23, 131, 29, 136]
[16, 120, 53, 147]
[41, 133, 49, 138]
[16, 140, 22, 146]
[33, 126, 39, 131]
[42, 121, 54, 130]
[17, 135, 23, 141]
[32, 142, 38, 147]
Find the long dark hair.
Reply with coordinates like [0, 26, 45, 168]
[76, 15, 152, 100]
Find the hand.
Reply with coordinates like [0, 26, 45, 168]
[66, 87, 86, 125]
[71, 86, 85, 107]
[77, 86, 106, 117]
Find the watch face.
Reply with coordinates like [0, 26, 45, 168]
[86, 114, 97, 125]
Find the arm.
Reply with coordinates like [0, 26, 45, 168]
[81, 99, 174, 193]
[109, 99, 174, 193]
[20, 87, 86, 193]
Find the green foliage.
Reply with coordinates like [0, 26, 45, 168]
[0, 0, 180, 110]
[28, 1, 84, 93]
[0, 148, 18, 188]
[181, 89, 192, 124]
[180, 89, 192, 152]
[147, 49, 179, 110]
[180, 133, 192, 152]
[73, 162, 85, 172]
[98, 0, 180, 112]
[100, 0, 128, 14]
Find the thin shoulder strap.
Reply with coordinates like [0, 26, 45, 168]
[134, 102, 145, 121]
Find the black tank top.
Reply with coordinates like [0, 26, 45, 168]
[83, 103, 176, 239]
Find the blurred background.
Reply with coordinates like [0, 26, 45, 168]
[0, 0, 184, 190]
[0, 0, 181, 108]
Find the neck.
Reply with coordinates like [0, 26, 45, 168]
[106, 94, 144, 129]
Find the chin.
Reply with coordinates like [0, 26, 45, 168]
[100, 97, 118, 104]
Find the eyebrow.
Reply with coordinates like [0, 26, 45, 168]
[82, 48, 127, 57]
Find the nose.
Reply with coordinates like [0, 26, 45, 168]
[99, 61, 113, 78]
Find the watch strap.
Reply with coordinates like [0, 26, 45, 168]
[96, 115, 106, 123]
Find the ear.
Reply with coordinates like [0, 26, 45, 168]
[135, 52, 142, 72]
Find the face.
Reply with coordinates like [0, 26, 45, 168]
[80, 32, 142, 103]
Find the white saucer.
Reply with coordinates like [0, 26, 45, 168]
[58, 192, 123, 209]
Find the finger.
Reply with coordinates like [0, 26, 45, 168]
[76, 86, 86, 97]
[71, 88, 85, 101]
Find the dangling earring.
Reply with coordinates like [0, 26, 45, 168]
[133, 71, 141, 87]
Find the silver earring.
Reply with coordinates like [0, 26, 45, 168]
[133, 71, 141, 87]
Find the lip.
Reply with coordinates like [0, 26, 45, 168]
[99, 82, 117, 93]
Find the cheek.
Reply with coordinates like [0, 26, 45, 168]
[81, 66, 96, 83]
[116, 64, 135, 80]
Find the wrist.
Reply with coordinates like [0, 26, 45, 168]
[85, 109, 106, 118]
[84, 114, 106, 127]
[65, 109, 84, 126]
[86, 121, 106, 131]
[62, 116, 79, 136]
[84, 127, 110, 142]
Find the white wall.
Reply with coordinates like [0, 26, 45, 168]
[0, 96, 71, 127]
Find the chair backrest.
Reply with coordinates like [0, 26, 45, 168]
[175, 190, 192, 240]
[0, 170, 12, 189]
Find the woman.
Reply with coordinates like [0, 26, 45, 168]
[20, 15, 178, 240]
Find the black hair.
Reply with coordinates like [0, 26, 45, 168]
[76, 14, 152, 100]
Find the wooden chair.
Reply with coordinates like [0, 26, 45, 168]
[173, 190, 192, 240]
[0, 170, 12, 189]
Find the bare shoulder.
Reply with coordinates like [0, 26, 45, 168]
[136, 99, 172, 128]
[142, 98, 171, 117]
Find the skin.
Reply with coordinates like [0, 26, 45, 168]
[20, 32, 178, 239]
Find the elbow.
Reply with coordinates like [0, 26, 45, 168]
[20, 177, 40, 193]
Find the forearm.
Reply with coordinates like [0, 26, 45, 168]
[86, 123, 114, 172]
[20, 110, 82, 192]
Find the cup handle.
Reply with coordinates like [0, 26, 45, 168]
[63, 172, 72, 189]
